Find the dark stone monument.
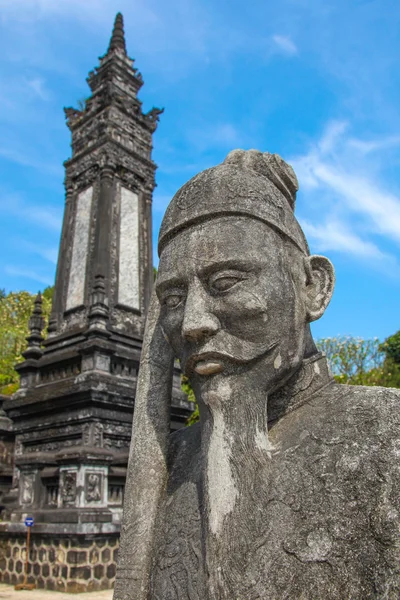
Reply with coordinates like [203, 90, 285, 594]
[0, 395, 13, 511]
[115, 150, 400, 599]
[0, 13, 193, 593]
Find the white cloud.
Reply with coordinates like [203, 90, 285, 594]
[290, 120, 400, 271]
[187, 123, 247, 153]
[4, 265, 53, 286]
[0, 146, 61, 176]
[14, 240, 59, 264]
[272, 34, 298, 56]
[300, 218, 394, 263]
[0, 192, 62, 232]
[347, 135, 400, 155]
[27, 77, 50, 101]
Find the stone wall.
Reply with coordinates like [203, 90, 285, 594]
[0, 533, 118, 593]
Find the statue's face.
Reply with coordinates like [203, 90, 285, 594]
[156, 215, 310, 393]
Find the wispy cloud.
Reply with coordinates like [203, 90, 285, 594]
[27, 77, 50, 100]
[290, 120, 400, 270]
[272, 34, 298, 56]
[12, 239, 59, 264]
[0, 146, 62, 176]
[0, 192, 62, 232]
[300, 218, 396, 266]
[187, 123, 247, 153]
[4, 265, 53, 286]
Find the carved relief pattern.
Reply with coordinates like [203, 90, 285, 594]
[82, 422, 104, 447]
[85, 473, 102, 503]
[14, 438, 23, 456]
[103, 437, 129, 450]
[24, 438, 80, 453]
[20, 424, 81, 445]
[40, 361, 81, 384]
[46, 484, 59, 507]
[0, 440, 14, 466]
[151, 452, 204, 599]
[60, 471, 77, 506]
[20, 473, 35, 505]
[110, 358, 137, 377]
[108, 484, 124, 505]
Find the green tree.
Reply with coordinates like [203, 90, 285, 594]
[380, 330, 400, 365]
[0, 288, 53, 395]
[181, 374, 199, 425]
[317, 335, 400, 388]
[316, 336, 385, 385]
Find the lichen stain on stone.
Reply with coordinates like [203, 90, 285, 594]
[254, 426, 276, 459]
[206, 381, 238, 536]
[274, 353, 282, 369]
[305, 528, 332, 560]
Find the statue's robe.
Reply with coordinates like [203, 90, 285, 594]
[150, 354, 400, 599]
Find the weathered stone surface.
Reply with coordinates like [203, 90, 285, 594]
[0, 533, 119, 592]
[118, 187, 140, 309]
[115, 149, 400, 599]
[66, 186, 93, 311]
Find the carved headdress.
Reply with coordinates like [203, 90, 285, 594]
[114, 150, 307, 600]
[159, 149, 309, 255]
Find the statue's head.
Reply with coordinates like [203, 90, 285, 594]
[156, 149, 335, 398]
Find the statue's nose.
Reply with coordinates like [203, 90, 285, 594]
[182, 284, 220, 343]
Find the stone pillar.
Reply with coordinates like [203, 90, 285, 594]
[48, 184, 74, 335]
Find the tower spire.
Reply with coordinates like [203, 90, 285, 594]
[107, 12, 127, 55]
[23, 292, 45, 360]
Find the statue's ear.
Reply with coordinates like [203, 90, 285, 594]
[304, 255, 335, 322]
[114, 289, 175, 600]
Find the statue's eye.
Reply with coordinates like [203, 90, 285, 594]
[210, 276, 241, 292]
[164, 294, 183, 309]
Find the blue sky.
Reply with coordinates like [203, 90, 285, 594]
[0, 0, 399, 342]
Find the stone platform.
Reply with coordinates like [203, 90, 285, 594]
[0, 583, 112, 598]
[0, 534, 118, 593]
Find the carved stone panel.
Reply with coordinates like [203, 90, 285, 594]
[85, 472, 103, 504]
[118, 186, 140, 309]
[82, 422, 104, 447]
[20, 472, 35, 506]
[66, 186, 94, 311]
[60, 470, 77, 507]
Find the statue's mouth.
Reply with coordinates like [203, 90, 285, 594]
[186, 341, 279, 377]
[188, 352, 226, 376]
[193, 358, 224, 376]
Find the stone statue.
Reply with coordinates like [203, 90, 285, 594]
[114, 150, 400, 600]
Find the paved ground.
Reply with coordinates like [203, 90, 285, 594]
[0, 584, 113, 599]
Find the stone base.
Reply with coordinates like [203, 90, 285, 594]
[0, 532, 118, 593]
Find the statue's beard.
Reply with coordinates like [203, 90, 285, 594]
[182, 331, 279, 378]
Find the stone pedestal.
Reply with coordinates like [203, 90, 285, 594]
[0, 533, 119, 592]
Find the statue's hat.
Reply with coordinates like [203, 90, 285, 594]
[158, 149, 309, 256]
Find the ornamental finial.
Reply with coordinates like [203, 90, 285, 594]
[107, 13, 127, 55]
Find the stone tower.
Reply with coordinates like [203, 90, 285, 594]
[0, 14, 193, 593]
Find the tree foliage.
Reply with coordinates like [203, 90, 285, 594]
[380, 330, 400, 366]
[0, 288, 53, 395]
[317, 335, 400, 388]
